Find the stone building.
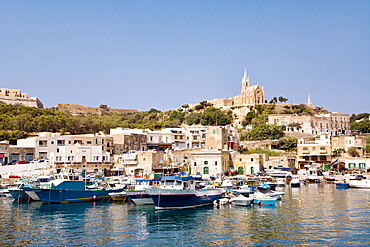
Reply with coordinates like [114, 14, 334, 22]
[0, 141, 9, 164]
[0, 88, 44, 108]
[109, 128, 147, 153]
[268, 112, 350, 136]
[331, 135, 367, 158]
[232, 153, 266, 175]
[297, 134, 332, 169]
[112, 150, 167, 177]
[50, 144, 111, 175]
[13, 132, 114, 162]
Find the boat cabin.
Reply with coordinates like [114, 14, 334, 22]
[159, 176, 201, 190]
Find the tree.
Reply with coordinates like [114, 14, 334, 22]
[99, 104, 108, 109]
[278, 96, 288, 103]
[245, 123, 284, 141]
[147, 108, 161, 114]
[348, 147, 360, 157]
[276, 136, 297, 151]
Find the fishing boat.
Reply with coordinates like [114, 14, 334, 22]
[213, 197, 230, 206]
[125, 178, 161, 205]
[229, 194, 253, 206]
[145, 175, 222, 210]
[8, 182, 34, 201]
[33, 179, 123, 203]
[250, 184, 285, 200]
[290, 175, 301, 187]
[334, 180, 349, 189]
[0, 186, 11, 198]
[108, 191, 128, 201]
[276, 178, 286, 187]
[348, 178, 370, 189]
[252, 195, 278, 206]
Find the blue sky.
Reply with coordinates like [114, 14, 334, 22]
[1, 1, 369, 114]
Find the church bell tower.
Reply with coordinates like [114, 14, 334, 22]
[241, 69, 249, 94]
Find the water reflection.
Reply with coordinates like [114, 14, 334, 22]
[0, 184, 369, 246]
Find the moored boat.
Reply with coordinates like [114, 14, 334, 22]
[334, 180, 349, 189]
[290, 175, 301, 187]
[145, 175, 222, 210]
[229, 194, 253, 206]
[126, 178, 161, 205]
[33, 180, 123, 203]
[109, 191, 128, 201]
[252, 196, 278, 206]
[348, 179, 370, 189]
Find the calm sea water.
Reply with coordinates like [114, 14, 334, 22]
[0, 183, 369, 246]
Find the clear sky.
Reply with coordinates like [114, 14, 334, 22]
[1, 1, 369, 114]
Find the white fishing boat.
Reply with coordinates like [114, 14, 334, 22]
[290, 175, 301, 187]
[229, 194, 253, 206]
[348, 178, 370, 189]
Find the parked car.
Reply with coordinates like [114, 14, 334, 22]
[8, 160, 17, 165]
[14, 161, 27, 165]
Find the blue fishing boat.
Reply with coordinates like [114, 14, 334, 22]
[33, 179, 123, 203]
[145, 175, 222, 210]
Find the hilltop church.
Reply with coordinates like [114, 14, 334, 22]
[209, 69, 265, 108]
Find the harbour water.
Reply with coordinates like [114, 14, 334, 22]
[0, 183, 369, 246]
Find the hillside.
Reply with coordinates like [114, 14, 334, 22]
[56, 103, 140, 116]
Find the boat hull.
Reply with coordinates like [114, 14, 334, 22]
[146, 188, 222, 210]
[8, 188, 33, 201]
[230, 195, 253, 206]
[34, 188, 123, 203]
[252, 197, 277, 206]
[348, 180, 370, 189]
[335, 182, 349, 189]
[126, 190, 153, 205]
[109, 191, 128, 202]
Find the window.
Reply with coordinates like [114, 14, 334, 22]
[251, 158, 254, 162]
[348, 163, 356, 168]
[204, 161, 208, 165]
[215, 161, 217, 166]
[303, 147, 308, 150]
[359, 163, 366, 169]
[320, 156, 327, 161]
[203, 167, 209, 174]
[93, 156, 99, 161]
[312, 147, 316, 151]
[238, 167, 244, 175]
[320, 147, 326, 150]
[194, 162, 197, 166]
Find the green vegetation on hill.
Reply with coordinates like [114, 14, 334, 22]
[0, 103, 233, 142]
[239, 123, 285, 141]
[350, 113, 370, 133]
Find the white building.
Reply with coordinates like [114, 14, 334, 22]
[49, 143, 111, 174]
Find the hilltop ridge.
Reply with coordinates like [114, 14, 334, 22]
[56, 103, 140, 116]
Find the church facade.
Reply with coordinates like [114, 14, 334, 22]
[209, 69, 265, 108]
